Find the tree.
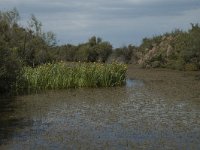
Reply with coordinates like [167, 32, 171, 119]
[95, 42, 112, 62]
[0, 45, 21, 93]
[113, 45, 134, 63]
[28, 14, 42, 36]
[89, 36, 97, 46]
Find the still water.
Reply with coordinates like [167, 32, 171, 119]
[0, 72, 200, 149]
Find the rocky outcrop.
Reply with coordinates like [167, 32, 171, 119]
[138, 36, 175, 68]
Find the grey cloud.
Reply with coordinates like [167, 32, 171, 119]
[2, 0, 199, 17]
[0, 0, 200, 47]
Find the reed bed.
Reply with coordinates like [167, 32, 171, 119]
[17, 62, 127, 91]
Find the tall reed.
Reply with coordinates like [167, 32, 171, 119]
[16, 62, 127, 92]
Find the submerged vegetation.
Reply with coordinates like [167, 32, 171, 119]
[16, 62, 127, 92]
[0, 8, 200, 94]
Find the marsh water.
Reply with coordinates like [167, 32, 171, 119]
[0, 66, 200, 149]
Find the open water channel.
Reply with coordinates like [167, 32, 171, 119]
[0, 66, 200, 149]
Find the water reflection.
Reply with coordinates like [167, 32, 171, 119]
[0, 96, 33, 145]
[126, 78, 144, 88]
[0, 79, 200, 149]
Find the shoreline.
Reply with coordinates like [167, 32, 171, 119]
[127, 64, 200, 102]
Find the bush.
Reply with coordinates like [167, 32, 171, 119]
[165, 59, 185, 70]
[185, 63, 198, 71]
[0, 47, 22, 93]
[151, 61, 161, 68]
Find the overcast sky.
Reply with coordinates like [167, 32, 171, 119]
[0, 0, 200, 47]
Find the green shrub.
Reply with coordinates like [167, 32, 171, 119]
[151, 61, 161, 68]
[0, 47, 22, 93]
[166, 59, 185, 70]
[185, 63, 198, 71]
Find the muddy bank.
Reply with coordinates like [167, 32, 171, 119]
[127, 65, 200, 102]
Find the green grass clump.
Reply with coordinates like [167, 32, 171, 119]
[17, 62, 127, 92]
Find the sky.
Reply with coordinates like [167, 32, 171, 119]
[0, 0, 200, 47]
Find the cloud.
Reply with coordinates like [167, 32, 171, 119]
[0, 0, 200, 47]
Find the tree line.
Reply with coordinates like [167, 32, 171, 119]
[0, 8, 200, 93]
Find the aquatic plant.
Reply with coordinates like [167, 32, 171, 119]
[17, 62, 127, 91]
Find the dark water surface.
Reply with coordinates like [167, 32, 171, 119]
[0, 69, 200, 149]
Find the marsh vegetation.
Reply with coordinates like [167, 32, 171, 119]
[16, 62, 127, 92]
